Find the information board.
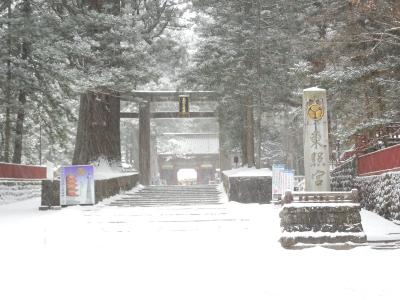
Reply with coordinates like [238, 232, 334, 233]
[60, 165, 95, 205]
[272, 164, 295, 199]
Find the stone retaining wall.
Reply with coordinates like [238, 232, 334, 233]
[330, 159, 356, 192]
[331, 160, 400, 221]
[41, 174, 139, 207]
[0, 180, 42, 205]
[356, 173, 400, 221]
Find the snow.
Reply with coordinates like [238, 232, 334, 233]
[361, 209, 400, 242]
[93, 159, 138, 180]
[303, 86, 326, 92]
[157, 133, 219, 155]
[0, 196, 400, 300]
[281, 231, 367, 238]
[131, 90, 214, 94]
[0, 161, 44, 167]
[223, 167, 272, 177]
[177, 168, 197, 181]
[284, 202, 360, 208]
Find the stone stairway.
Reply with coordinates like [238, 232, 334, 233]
[109, 185, 222, 207]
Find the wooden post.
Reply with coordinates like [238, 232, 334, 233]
[139, 101, 151, 185]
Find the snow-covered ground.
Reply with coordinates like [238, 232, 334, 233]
[223, 167, 272, 177]
[1, 196, 400, 300]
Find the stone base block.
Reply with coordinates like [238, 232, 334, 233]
[279, 202, 367, 247]
[41, 180, 60, 207]
[39, 205, 62, 211]
[222, 171, 272, 203]
[280, 232, 367, 248]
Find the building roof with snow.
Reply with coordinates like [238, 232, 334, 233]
[157, 133, 219, 156]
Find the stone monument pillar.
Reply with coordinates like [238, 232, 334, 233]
[303, 87, 330, 191]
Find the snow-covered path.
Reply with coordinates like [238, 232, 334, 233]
[1, 196, 400, 300]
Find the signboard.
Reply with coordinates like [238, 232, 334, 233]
[272, 164, 285, 199]
[60, 165, 95, 205]
[283, 169, 295, 192]
[272, 164, 295, 199]
[46, 161, 54, 180]
[179, 95, 190, 116]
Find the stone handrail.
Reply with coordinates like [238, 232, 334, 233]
[283, 189, 359, 204]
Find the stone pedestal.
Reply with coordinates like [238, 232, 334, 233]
[222, 169, 272, 203]
[303, 87, 330, 191]
[277, 87, 367, 248]
[279, 203, 367, 247]
[41, 180, 61, 207]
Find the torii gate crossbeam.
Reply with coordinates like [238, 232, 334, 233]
[122, 91, 218, 185]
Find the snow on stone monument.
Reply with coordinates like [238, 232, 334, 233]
[303, 87, 330, 191]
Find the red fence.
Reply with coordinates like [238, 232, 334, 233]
[357, 144, 400, 176]
[0, 163, 46, 179]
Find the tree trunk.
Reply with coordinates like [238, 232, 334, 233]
[12, 91, 27, 163]
[73, 90, 121, 165]
[3, 108, 11, 162]
[241, 107, 248, 166]
[12, 0, 31, 164]
[255, 0, 262, 169]
[4, 0, 12, 162]
[241, 133, 248, 166]
[218, 103, 231, 171]
[246, 96, 255, 167]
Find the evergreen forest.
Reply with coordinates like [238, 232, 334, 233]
[0, 0, 399, 175]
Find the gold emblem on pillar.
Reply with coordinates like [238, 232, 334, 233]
[307, 100, 324, 121]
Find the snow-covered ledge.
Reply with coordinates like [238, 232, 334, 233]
[40, 173, 139, 209]
[222, 167, 272, 203]
[279, 191, 367, 248]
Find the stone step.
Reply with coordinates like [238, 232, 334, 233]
[134, 192, 219, 195]
[109, 203, 221, 207]
[109, 184, 221, 207]
[113, 201, 221, 205]
[132, 189, 219, 192]
[136, 190, 218, 192]
[121, 195, 220, 199]
[114, 198, 221, 202]
[143, 185, 217, 188]
[140, 188, 218, 191]
[141, 187, 217, 189]
[128, 193, 220, 196]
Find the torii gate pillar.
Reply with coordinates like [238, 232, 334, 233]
[139, 101, 151, 185]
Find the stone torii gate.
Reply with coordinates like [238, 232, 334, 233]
[73, 89, 230, 185]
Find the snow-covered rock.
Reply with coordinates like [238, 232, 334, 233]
[222, 168, 272, 203]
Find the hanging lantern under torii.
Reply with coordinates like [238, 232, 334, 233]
[179, 95, 190, 117]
